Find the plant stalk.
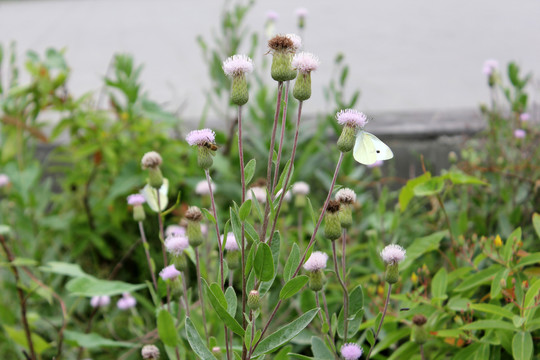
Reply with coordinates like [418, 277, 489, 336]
[366, 283, 392, 360]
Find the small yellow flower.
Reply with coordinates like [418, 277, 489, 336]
[494, 235, 503, 248]
[120, 112, 129, 121]
[377, 285, 385, 296]
[411, 272, 418, 285]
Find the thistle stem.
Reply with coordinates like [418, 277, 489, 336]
[320, 292, 339, 359]
[238, 104, 248, 360]
[181, 272, 190, 317]
[195, 248, 209, 345]
[138, 221, 158, 292]
[420, 344, 426, 360]
[272, 80, 290, 190]
[366, 283, 392, 360]
[332, 237, 349, 343]
[156, 190, 171, 307]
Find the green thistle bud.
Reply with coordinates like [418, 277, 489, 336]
[197, 145, 215, 170]
[173, 254, 188, 272]
[169, 277, 183, 295]
[147, 168, 163, 188]
[335, 188, 356, 229]
[381, 244, 406, 284]
[337, 125, 357, 153]
[231, 74, 249, 106]
[133, 204, 146, 222]
[411, 314, 428, 345]
[338, 204, 353, 229]
[271, 52, 294, 82]
[141, 151, 164, 188]
[248, 290, 260, 310]
[385, 262, 400, 284]
[294, 194, 306, 208]
[324, 200, 342, 241]
[186, 206, 204, 247]
[293, 72, 311, 101]
[308, 269, 325, 291]
[226, 251, 240, 270]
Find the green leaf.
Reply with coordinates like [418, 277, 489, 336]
[470, 304, 515, 320]
[39, 261, 89, 278]
[203, 281, 245, 336]
[0, 257, 38, 267]
[280, 276, 309, 300]
[63, 330, 134, 349]
[201, 208, 216, 224]
[491, 268, 510, 299]
[461, 320, 515, 331]
[337, 285, 364, 338]
[431, 267, 448, 301]
[502, 228, 521, 263]
[252, 308, 319, 357]
[453, 265, 501, 292]
[283, 243, 300, 282]
[311, 336, 334, 359]
[306, 197, 317, 225]
[157, 309, 178, 346]
[230, 207, 243, 252]
[239, 200, 252, 221]
[413, 176, 444, 196]
[66, 276, 145, 296]
[225, 286, 237, 316]
[517, 253, 540, 268]
[259, 232, 281, 295]
[524, 278, 540, 321]
[400, 231, 446, 270]
[254, 243, 274, 282]
[244, 159, 256, 185]
[445, 171, 488, 185]
[366, 328, 375, 347]
[532, 213, 540, 239]
[4, 326, 51, 354]
[399, 172, 431, 212]
[512, 332, 533, 360]
[185, 318, 218, 360]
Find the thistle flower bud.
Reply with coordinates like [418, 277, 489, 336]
[141, 151, 164, 188]
[292, 52, 319, 101]
[303, 251, 328, 292]
[292, 181, 309, 208]
[248, 290, 261, 310]
[223, 54, 253, 106]
[411, 314, 428, 345]
[336, 188, 356, 228]
[340, 343, 362, 360]
[308, 269, 325, 291]
[141, 344, 160, 359]
[381, 244, 406, 284]
[268, 35, 297, 82]
[186, 206, 204, 248]
[337, 125, 357, 152]
[186, 129, 217, 170]
[296, 8, 308, 29]
[127, 194, 146, 222]
[324, 200, 342, 241]
[173, 253, 188, 272]
[212, 346, 222, 358]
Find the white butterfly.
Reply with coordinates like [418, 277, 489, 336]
[353, 131, 393, 165]
[141, 178, 169, 212]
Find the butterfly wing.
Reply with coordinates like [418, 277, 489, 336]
[142, 178, 169, 212]
[353, 131, 393, 165]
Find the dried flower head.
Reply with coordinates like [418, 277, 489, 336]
[336, 109, 368, 128]
[413, 314, 428, 326]
[186, 128, 216, 146]
[381, 244, 406, 264]
[196, 179, 215, 195]
[326, 200, 341, 213]
[292, 181, 310, 195]
[292, 52, 319, 73]
[247, 186, 267, 204]
[222, 232, 239, 251]
[268, 35, 295, 53]
[117, 293, 136, 310]
[141, 344, 160, 359]
[482, 59, 499, 75]
[165, 225, 186, 237]
[286, 34, 302, 51]
[514, 129, 526, 139]
[127, 194, 146, 206]
[141, 151, 162, 169]
[160, 265, 181, 281]
[340, 343, 363, 360]
[0, 174, 9, 187]
[303, 251, 328, 271]
[336, 188, 356, 204]
[90, 295, 110, 308]
[165, 234, 190, 256]
[185, 206, 203, 222]
[223, 54, 254, 77]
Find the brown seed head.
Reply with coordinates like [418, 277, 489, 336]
[268, 35, 295, 53]
[326, 200, 341, 213]
[185, 206, 203, 222]
[253, 178, 267, 188]
[412, 314, 427, 326]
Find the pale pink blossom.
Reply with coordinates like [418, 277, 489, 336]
[292, 181, 310, 195]
[222, 55, 254, 77]
[127, 194, 146, 206]
[340, 343, 363, 360]
[221, 232, 239, 251]
[90, 295, 110, 308]
[165, 225, 186, 237]
[482, 59, 498, 76]
[514, 129, 526, 139]
[186, 128, 216, 146]
[380, 244, 406, 264]
[303, 251, 328, 271]
[336, 109, 367, 128]
[0, 174, 9, 187]
[159, 265, 181, 280]
[292, 52, 319, 73]
[117, 293, 136, 310]
[165, 234, 190, 256]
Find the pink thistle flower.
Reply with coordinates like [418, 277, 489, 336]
[514, 129, 526, 139]
[223, 54, 254, 77]
[0, 174, 9, 187]
[247, 186, 267, 204]
[127, 194, 146, 206]
[368, 159, 384, 168]
[266, 10, 279, 21]
[292, 181, 310, 195]
[340, 343, 363, 360]
[292, 52, 319, 74]
[303, 251, 328, 272]
[286, 33, 302, 51]
[296, 7, 308, 18]
[165, 225, 186, 237]
[117, 293, 136, 310]
[482, 59, 498, 76]
[276, 188, 292, 202]
[520, 113, 530, 122]
[165, 234, 190, 256]
[186, 128, 216, 146]
[380, 244, 406, 264]
[336, 109, 368, 128]
[196, 179, 215, 195]
[90, 295, 111, 308]
[222, 232, 239, 251]
[160, 265, 181, 280]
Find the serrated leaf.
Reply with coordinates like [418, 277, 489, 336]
[185, 318, 218, 360]
[252, 308, 319, 357]
[157, 309, 178, 346]
[244, 159, 256, 185]
[254, 243, 274, 282]
[280, 276, 308, 300]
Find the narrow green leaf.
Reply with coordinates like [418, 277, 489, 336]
[400, 231, 446, 270]
[66, 276, 145, 297]
[244, 159, 256, 185]
[399, 172, 431, 212]
[502, 228, 521, 263]
[445, 171, 487, 185]
[311, 336, 334, 359]
[203, 281, 245, 336]
[366, 328, 375, 347]
[280, 276, 309, 300]
[225, 286, 237, 316]
[532, 213, 540, 239]
[461, 320, 515, 331]
[512, 332, 533, 360]
[185, 318, 218, 360]
[454, 265, 500, 292]
[39, 261, 89, 278]
[491, 268, 510, 299]
[157, 309, 178, 346]
[252, 308, 319, 357]
[4, 326, 51, 354]
[517, 253, 540, 268]
[431, 267, 448, 300]
[239, 200, 252, 221]
[469, 304, 515, 320]
[201, 208, 216, 224]
[259, 231, 281, 295]
[283, 243, 300, 282]
[306, 197, 317, 225]
[254, 243, 274, 282]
